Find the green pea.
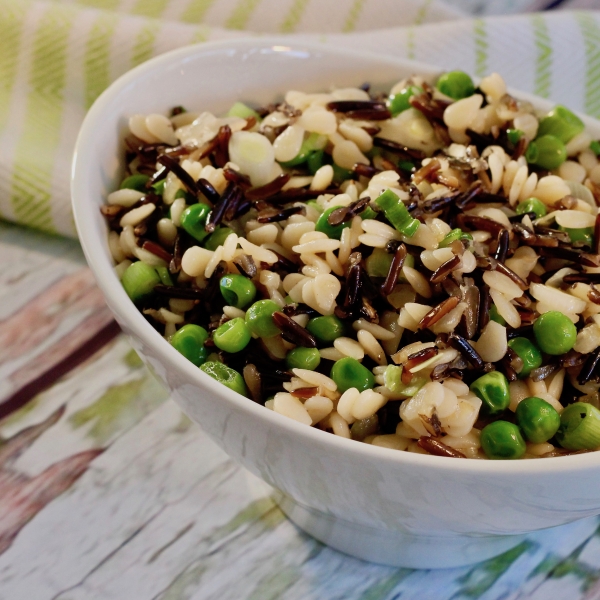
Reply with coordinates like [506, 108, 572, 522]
[559, 225, 594, 247]
[170, 324, 209, 366]
[286, 347, 321, 371]
[470, 371, 510, 416]
[244, 299, 281, 338]
[515, 396, 561, 444]
[365, 247, 394, 278]
[438, 228, 473, 248]
[330, 357, 374, 393]
[227, 101, 260, 121]
[507, 337, 543, 379]
[180, 203, 212, 242]
[219, 274, 256, 309]
[204, 226, 235, 251]
[200, 361, 248, 397]
[120, 174, 150, 192]
[537, 105, 584, 143]
[121, 261, 160, 302]
[515, 197, 547, 219]
[387, 85, 423, 116]
[590, 140, 600, 156]
[480, 421, 526, 459]
[213, 317, 251, 353]
[533, 311, 577, 355]
[436, 70, 475, 100]
[315, 206, 352, 240]
[489, 305, 506, 326]
[307, 150, 325, 175]
[306, 315, 345, 343]
[525, 134, 567, 170]
[556, 402, 600, 450]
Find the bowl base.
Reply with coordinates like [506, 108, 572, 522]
[276, 493, 528, 569]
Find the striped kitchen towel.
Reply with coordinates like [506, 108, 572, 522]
[0, 0, 599, 237]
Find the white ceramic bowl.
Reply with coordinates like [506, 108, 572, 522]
[72, 38, 600, 569]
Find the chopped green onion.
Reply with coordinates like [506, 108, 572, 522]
[438, 228, 472, 248]
[375, 189, 420, 237]
[590, 140, 600, 156]
[121, 261, 160, 302]
[227, 101, 260, 121]
[306, 200, 323, 214]
[156, 266, 173, 286]
[558, 225, 594, 247]
[306, 150, 325, 175]
[556, 402, 600, 450]
[383, 365, 427, 397]
[365, 247, 394, 278]
[279, 132, 328, 167]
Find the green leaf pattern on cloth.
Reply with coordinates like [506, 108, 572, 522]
[0, 0, 599, 236]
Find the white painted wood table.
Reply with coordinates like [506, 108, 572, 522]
[2, 221, 600, 600]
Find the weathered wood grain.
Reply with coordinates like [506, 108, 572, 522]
[1, 220, 600, 600]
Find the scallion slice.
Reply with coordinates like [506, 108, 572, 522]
[375, 189, 420, 237]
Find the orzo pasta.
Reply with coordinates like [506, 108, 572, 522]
[103, 70, 600, 460]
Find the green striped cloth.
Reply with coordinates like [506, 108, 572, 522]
[1, 0, 599, 237]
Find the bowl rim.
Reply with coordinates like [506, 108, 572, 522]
[72, 35, 600, 475]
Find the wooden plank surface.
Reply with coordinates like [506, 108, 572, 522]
[1, 221, 600, 600]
